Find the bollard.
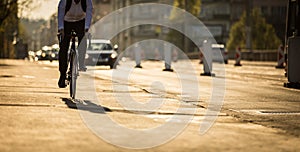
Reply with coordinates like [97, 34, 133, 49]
[284, 37, 300, 89]
[200, 40, 215, 76]
[276, 45, 285, 69]
[154, 48, 161, 61]
[134, 44, 142, 68]
[199, 51, 203, 64]
[234, 47, 242, 66]
[172, 48, 178, 62]
[163, 43, 174, 72]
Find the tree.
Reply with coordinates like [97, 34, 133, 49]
[0, 0, 18, 58]
[170, 0, 201, 20]
[227, 8, 281, 51]
[0, 0, 17, 27]
[18, 0, 34, 18]
[0, 0, 33, 58]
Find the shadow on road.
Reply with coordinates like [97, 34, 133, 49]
[62, 98, 112, 114]
[0, 64, 12, 67]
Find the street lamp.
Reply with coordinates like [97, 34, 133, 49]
[245, 0, 252, 52]
[183, 0, 188, 52]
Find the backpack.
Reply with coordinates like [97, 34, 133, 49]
[65, 0, 87, 14]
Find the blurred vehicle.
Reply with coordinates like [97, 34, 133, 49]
[212, 44, 228, 64]
[28, 50, 36, 61]
[49, 44, 59, 62]
[200, 44, 228, 64]
[85, 39, 118, 69]
[35, 46, 52, 61]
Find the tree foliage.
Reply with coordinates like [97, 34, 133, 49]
[0, 0, 18, 28]
[227, 8, 282, 51]
[0, 0, 19, 58]
[170, 0, 201, 20]
[18, 0, 34, 19]
[0, 0, 33, 26]
[0, 0, 32, 58]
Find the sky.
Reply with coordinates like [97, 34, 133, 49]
[21, 0, 60, 20]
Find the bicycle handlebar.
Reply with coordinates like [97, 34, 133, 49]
[57, 31, 92, 45]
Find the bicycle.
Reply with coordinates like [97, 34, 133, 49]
[58, 31, 79, 100]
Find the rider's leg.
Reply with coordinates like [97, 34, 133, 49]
[75, 19, 87, 71]
[58, 21, 71, 88]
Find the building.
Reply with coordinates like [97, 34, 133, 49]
[200, 0, 232, 43]
[36, 0, 287, 54]
[200, 0, 287, 45]
[110, 0, 173, 53]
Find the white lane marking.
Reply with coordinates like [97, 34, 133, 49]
[22, 75, 35, 79]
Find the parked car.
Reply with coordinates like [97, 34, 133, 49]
[35, 46, 52, 61]
[28, 50, 36, 61]
[212, 44, 228, 64]
[49, 44, 59, 62]
[200, 44, 228, 64]
[85, 39, 118, 69]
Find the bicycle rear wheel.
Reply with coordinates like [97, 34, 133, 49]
[69, 52, 78, 100]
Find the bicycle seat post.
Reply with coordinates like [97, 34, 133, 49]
[71, 31, 77, 43]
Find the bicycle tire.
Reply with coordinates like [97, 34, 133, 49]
[70, 51, 78, 99]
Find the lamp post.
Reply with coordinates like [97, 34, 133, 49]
[245, 0, 252, 52]
[183, 0, 188, 52]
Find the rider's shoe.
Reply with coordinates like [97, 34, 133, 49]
[58, 74, 67, 88]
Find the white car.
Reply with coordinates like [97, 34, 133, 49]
[200, 44, 228, 64]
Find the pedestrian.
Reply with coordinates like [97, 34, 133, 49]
[57, 0, 93, 88]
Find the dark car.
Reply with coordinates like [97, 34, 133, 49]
[85, 39, 118, 69]
[49, 44, 59, 62]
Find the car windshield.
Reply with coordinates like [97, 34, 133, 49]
[88, 43, 113, 51]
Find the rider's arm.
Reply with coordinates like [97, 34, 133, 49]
[85, 0, 94, 31]
[58, 0, 66, 31]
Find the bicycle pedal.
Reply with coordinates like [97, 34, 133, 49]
[65, 80, 70, 85]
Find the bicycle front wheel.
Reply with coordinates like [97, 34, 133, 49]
[70, 52, 78, 100]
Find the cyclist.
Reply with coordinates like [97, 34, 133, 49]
[57, 0, 93, 88]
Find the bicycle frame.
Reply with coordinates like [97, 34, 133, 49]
[68, 31, 79, 100]
[57, 31, 79, 100]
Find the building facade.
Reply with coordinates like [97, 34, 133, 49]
[111, 0, 288, 53]
[110, 0, 173, 53]
[200, 0, 287, 45]
[33, 0, 287, 53]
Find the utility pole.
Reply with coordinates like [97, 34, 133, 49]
[183, 0, 188, 52]
[245, 0, 252, 52]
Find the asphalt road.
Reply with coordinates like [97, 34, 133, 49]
[0, 59, 299, 152]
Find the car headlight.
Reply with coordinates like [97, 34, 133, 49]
[111, 52, 117, 59]
[36, 51, 42, 56]
[51, 53, 55, 58]
[42, 53, 46, 57]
